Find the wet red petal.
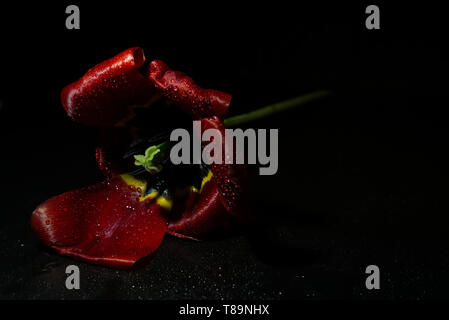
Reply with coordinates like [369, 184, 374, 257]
[61, 47, 157, 126]
[167, 181, 230, 240]
[200, 117, 250, 220]
[31, 176, 167, 268]
[167, 117, 250, 239]
[147, 60, 231, 119]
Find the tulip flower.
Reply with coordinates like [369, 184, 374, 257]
[31, 47, 329, 268]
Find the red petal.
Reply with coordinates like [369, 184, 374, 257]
[61, 47, 157, 126]
[200, 117, 250, 220]
[147, 60, 231, 119]
[167, 117, 250, 239]
[167, 180, 229, 240]
[31, 176, 167, 268]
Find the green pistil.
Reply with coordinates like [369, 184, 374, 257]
[134, 142, 170, 174]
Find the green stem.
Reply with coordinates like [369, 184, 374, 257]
[135, 90, 330, 173]
[223, 90, 330, 127]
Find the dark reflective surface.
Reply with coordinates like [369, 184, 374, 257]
[0, 2, 448, 299]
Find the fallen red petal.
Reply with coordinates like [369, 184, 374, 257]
[31, 176, 167, 268]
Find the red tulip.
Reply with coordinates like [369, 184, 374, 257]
[31, 47, 249, 268]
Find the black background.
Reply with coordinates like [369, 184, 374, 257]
[0, 1, 448, 299]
